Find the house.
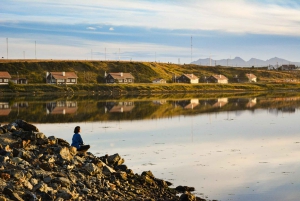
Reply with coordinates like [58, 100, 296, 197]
[245, 73, 257, 82]
[0, 72, 11, 85]
[268, 65, 277, 70]
[46, 72, 78, 84]
[206, 74, 228, 84]
[105, 72, 134, 83]
[152, 78, 166, 84]
[278, 64, 296, 71]
[11, 78, 28, 84]
[175, 74, 198, 84]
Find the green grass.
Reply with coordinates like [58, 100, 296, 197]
[0, 60, 300, 94]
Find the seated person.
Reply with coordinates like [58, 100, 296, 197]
[71, 126, 90, 151]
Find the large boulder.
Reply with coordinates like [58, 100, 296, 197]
[14, 119, 39, 132]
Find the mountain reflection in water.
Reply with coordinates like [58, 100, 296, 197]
[0, 94, 299, 123]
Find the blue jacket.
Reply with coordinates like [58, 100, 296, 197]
[71, 133, 83, 149]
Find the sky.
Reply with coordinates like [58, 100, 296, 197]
[0, 0, 299, 63]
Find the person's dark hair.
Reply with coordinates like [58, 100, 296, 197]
[74, 126, 80, 133]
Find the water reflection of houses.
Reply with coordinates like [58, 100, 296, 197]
[246, 98, 257, 108]
[12, 102, 29, 108]
[212, 98, 228, 108]
[278, 107, 296, 113]
[0, 102, 11, 116]
[46, 101, 77, 115]
[200, 98, 228, 108]
[152, 100, 167, 105]
[105, 102, 135, 113]
[175, 99, 199, 109]
[12, 102, 29, 115]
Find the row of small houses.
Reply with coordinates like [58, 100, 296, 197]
[0, 71, 257, 85]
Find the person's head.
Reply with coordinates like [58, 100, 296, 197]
[74, 126, 81, 133]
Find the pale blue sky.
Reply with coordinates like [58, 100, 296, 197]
[0, 0, 299, 63]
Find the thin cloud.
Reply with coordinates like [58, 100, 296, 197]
[86, 27, 96, 30]
[109, 27, 114, 31]
[1, 0, 300, 36]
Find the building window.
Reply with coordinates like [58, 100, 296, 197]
[0, 79, 2, 82]
[71, 79, 76, 82]
[119, 79, 123, 82]
[110, 79, 114, 82]
[67, 79, 71, 82]
[128, 79, 132, 82]
[124, 79, 127, 82]
[4, 79, 8, 82]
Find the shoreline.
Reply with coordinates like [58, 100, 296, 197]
[1, 82, 300, 96]
[0, 119, 206, 201]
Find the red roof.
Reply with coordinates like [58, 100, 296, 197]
[211, 74, 228, 80]
[108, 72, 134, 79]
[0, 72, 11, 79]
[183, 74, 198, 80]
[246, 73, 257, 79]
[50, 72, 78, 79]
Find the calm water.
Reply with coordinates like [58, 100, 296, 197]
[2, 94, 300, 201]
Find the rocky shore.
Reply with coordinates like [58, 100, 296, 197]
[0, 120, 206, 201]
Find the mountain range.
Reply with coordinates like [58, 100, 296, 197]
[191, 57, 300, 67]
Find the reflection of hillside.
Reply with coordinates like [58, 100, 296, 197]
[105, 102, 135, 113]
[46, 101, 77, 115]
[0, 94, 299, 123]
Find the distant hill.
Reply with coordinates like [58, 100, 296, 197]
[0, 60, 299, 84]
[191, 57, 300, 67]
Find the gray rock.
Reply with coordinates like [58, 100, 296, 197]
[83, 163, 100, 175]
[55, 177, 71, 188]
[15, 119, 39, 132]
[179, 191, 197, 201]
[107, 153, 121, 164]
[48, 136, 57, 145]
[58, 147, 72, 161]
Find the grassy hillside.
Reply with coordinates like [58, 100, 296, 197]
[0, 59, 299, 84]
